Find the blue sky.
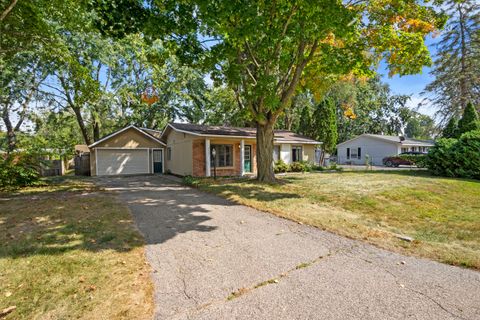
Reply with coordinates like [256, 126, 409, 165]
[377, 35, 440, 118]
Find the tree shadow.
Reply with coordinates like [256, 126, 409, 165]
[200, 178, 302, 202]
[0, 176, 220, 258]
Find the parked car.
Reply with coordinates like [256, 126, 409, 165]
[382, 152, 427, 167]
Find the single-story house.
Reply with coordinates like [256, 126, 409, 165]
[336, 134, 435, 166]
[88, 123, 321, 176]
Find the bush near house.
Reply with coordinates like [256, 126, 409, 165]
[274, 160, 314, 173]
[0, 152, 42, 189]
[398, 153, 427, 168]
[426, 130, 480, 179]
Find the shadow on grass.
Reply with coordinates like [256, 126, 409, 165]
[200, 179, 302, 202]
[0, 176, 220, 258]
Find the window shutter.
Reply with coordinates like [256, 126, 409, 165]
[346, 148, 350, 159]
[357, 147, 361, 159]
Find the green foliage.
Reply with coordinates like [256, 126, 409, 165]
[274, 160, 289, 174]
[298, 107, 313, 137]
[424, 0, 480, 120]
[457, 102, 480, 136]
[0, 152, 41, 189]
[398, 154, 427, 168]
[182, 175, 201, 187]
[442, 117, 458, 138]
[404, 112, 436, 139]
[313, 98, 337, 154]
[426, 130, 480, 179]
[289, 162, 309, 173]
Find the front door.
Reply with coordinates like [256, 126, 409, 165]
[244, 145, 252, 173]
[153, 150, 163, 173]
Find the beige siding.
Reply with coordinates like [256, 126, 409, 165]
[95, 128, 162, 148]
[165, 130, 194, 176]
[89, 128, 164, 176]
[302, 145, 316, 163]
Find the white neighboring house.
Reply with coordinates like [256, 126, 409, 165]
[336, 134, 435, 166]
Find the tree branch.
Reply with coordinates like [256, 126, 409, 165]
[0, 0, 18, 21]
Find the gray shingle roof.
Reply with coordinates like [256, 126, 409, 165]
[364, 134, 434, 146]
[168, 123, 321, 144]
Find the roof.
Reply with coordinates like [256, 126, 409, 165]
[88, 125, 166, 148]
[337, 134, 435, 147]
[164, 123, 321, 144]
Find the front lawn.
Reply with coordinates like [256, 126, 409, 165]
[192, 171, 480, 269]
[0, 178, 153, 319]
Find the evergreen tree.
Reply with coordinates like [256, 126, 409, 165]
[313, 99, 337, 164]
[298, 106, 312, 137]
[457, 102, 480, 135]
[424, 0, 480, 121]
[442, 117, 459, 138]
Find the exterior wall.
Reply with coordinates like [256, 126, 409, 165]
[95, 128, 162, 148]
[165, 130, 194, 176]
[302, 145, 316, 163]
[89, 128, 164, 176]
[278, 143, 317, 164]
[337, 136, 399, 166]
[192, 138, 256, 177]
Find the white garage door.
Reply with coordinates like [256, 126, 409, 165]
[97, 149, 149, 176]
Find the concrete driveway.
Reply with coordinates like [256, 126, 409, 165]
[99, 175, 480, 320]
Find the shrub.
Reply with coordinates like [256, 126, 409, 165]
[398, 154, 427, 168]
[274, 160, 289, 173]
[0, 152, 41, 189]
[328, 162, 343, 172]
[182, 175, 201, 187]
[289, 161, 308, 172]
[426, 130, 480, 179]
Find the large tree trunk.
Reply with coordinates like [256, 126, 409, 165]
[72, 106, 92, 145]
[256, 120, 275, 183]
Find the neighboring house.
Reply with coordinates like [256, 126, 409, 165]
[336, 134, 435, 166]
[88, 123, 321, 176]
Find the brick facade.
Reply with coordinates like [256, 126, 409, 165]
[192, 139, 205, 177]
[191, 139, 258, 177]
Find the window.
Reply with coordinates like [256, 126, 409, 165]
[357, 147, 361, 159]
[211, 144, 233, 167]
[351, 148, 358, 159]
[401, 147, 409, 153]
[167, 147, 172, 161]
[273, 145, 280, 162]
[292, 146, 302, 162]
[346, 148, 350, 159]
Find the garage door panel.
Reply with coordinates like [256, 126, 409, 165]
[97, 149, 148, 175]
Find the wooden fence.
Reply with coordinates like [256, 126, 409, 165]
[74, 153, 91, 176]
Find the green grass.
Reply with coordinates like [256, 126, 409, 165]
[193, 171, 480, 269]
[0, 178, 153, 319]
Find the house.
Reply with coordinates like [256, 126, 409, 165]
[88, 123, 321, 176]
[336, 134, 435, 166]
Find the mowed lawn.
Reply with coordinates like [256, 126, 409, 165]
[0, 179, 153, 319]
[195, 171, 480, 269]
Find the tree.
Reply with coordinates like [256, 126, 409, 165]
[326, 76, 410, 142]
[313, 98, 337, 164]
[0, 53, 48, 152]
[423, 0, 480, 121]
[457, 102, 480, 135]
[298, 106, 313, 138]
[404, 112, 436, 139]
[191, 0, 444, 181]
[442, 117, 458, 138]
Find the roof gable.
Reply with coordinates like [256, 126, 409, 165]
[89, 125, 166, 148]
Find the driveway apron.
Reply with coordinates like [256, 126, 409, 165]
[99, 175, 480, 320]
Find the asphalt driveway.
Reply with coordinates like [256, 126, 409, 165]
[99, 175, 480, 320]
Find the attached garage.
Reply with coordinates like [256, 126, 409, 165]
[89, 126, 165, 176]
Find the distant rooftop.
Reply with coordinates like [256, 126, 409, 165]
[338, 134, 435, 146]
